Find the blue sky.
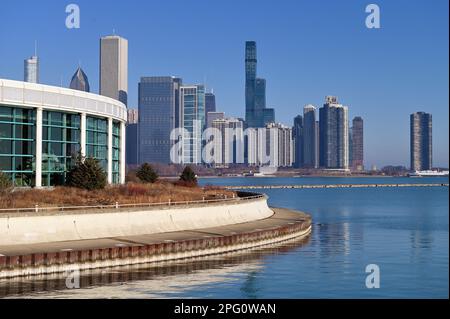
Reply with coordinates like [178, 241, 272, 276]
[0, 0, 448, 168]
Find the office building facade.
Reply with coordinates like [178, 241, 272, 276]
[293, 115, 303, 168]
[303, 104, 318, 168]
[206, 111, 225, 128]
[100, 35, 128, 105]
[319, 96, 349, 170]
[205, 92, 216, 114]
[410, 112, 432, 171]
[210, 117, 244, 166]
[245, 41, 275, 127]
[351, 116, 364, 171]
[138, 76, 182, 164]
[24, 56, 39, 84]
[180, 85, 205, 164]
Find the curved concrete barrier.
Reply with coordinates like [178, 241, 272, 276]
[0, 195, 273, 246]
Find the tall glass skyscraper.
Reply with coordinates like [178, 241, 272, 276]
[245, 41, 274, 127]
[69, 67, 90, 92]
[410, 112, 432, 171]
[138, 76, 182, 164]
[351, 116, 364, 171]
[303, 105, 318, 168]
[180, 85, 205, 164]
[24, 56, 39, 83]
[293, 115, 303, 168]
[319, 96, 349, 170]
[205, 92, 216, 114]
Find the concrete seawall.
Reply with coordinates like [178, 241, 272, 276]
[0, 207, 311, 279]
[0, 195, 273, 246]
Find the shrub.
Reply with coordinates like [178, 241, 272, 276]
[136, 163, 158, 183]
[66, 156, 107, 190]
[179, 166, 197, 187]
[0, 171, 12, 191]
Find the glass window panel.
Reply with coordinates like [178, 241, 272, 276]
[66, 143, 80, 157]
[49, 142, 63, 156]
[14, 140, 34, 155]
[15, 156, 33, 171]
[98, 133, 107, 145]
[43, 127, 49, 140]
[87, 117, 95, 130]
[87, 145, 94, 156]
[87, 131, 94, 144]
[0, 156, 12, 170]
[0, 140, 12, 154]
[0, 123, 12, 138]
[50, 112, 63, 126]
[50, 127, 63, 141]
[0, 107, 12, 122]
[98, 120, 107, 132]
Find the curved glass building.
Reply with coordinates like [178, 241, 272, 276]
[0, 79, 127, 187]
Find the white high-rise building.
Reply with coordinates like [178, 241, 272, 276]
[24, 56, 39, 83]
[100, 35, 128, 105]
[246, 123, 293, 168]
[210, 117, 244, 166]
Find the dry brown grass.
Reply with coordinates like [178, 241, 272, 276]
[0, 182, 236, 209]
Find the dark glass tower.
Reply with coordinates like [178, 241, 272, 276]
[138, 76, 182, 164]
[69, 67, 90, 92]
[293, 115, 303, 168]
[303, 105, 317, 168]
[245, 41, 274, 127]
[205, 92, 216, 114]
[351, 116, 364, 171]
[410, 112, 432, 171]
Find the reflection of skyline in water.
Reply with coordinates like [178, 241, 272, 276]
[0, 235, 311, 299]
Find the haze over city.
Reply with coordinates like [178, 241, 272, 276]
[0, 0, 448, 168]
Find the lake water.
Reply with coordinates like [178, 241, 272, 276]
[1, 177, 448, 298]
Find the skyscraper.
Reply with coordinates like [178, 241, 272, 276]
[303, 105, 318, 168]
[206, 111, 225, 128]
[100, 35, 128, 105]
[211, 117, 244, 166]
[127, 109, 138, 124]
[293, 115, 303, 168]
[205, 92, 216, 114]
[245, 41, 275, 127]
[410, 112, 432, 171]
[351, 116, 364, 171]
[319, 96, 349, 170]
[126, 109, 138, 166]
[138, 76, 182, 164]
[69, 67, 90, 92]
[24, 56, 39, 83]
[180, 85, 205, 164]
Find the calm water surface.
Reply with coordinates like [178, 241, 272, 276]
[1, 177, 448, 298]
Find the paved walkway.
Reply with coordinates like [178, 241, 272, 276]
[0, 208, 309, 257]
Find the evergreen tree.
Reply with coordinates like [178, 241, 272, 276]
[179, 166, 197, 186]
[66, 155, 107, 190]
[136, 163, 158, 183]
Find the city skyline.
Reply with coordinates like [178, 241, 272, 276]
[0, 0, 448, 168]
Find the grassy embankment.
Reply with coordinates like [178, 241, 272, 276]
[0, 182, 236, 210]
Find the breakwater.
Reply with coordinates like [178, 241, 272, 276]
[224, 183, 449, 190]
